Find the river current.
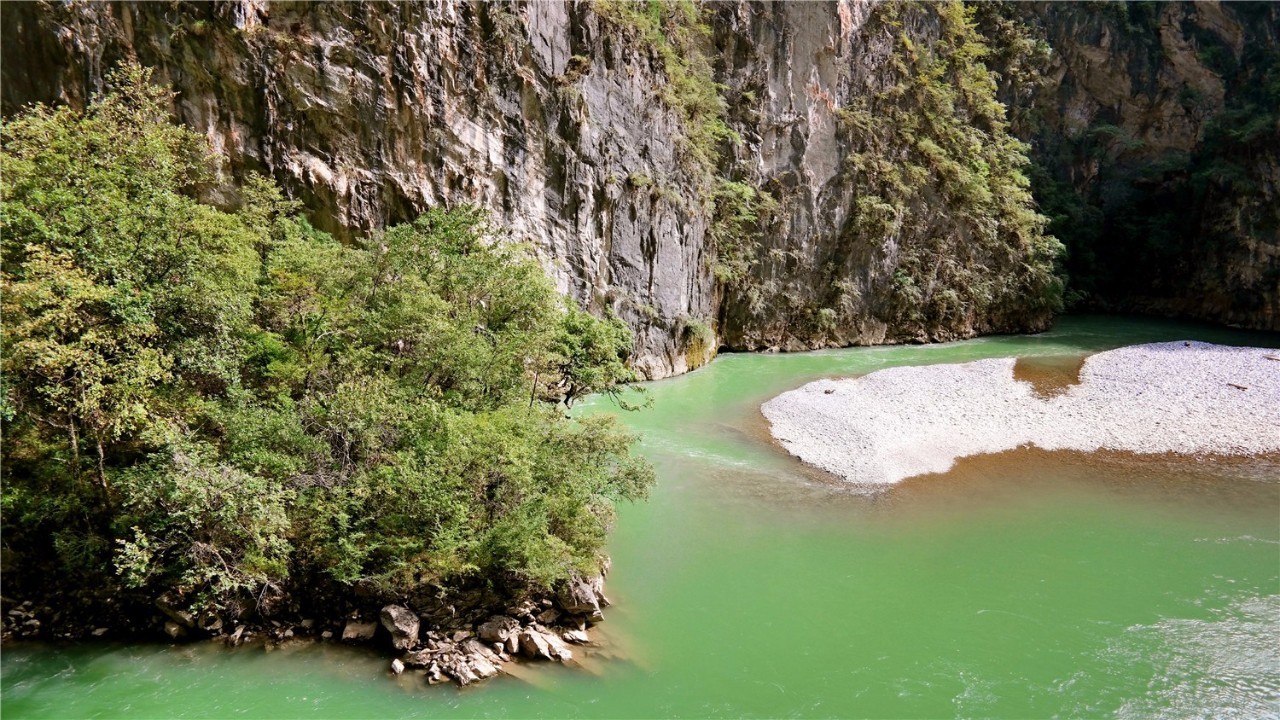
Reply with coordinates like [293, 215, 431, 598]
[4, 315, 1278, 718]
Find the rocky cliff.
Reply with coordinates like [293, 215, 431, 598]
[1009, 1, 1279, 330]
[3, 1, 1274, 378]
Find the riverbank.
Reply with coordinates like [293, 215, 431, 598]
[1, 569, 614, 687]
[762, 341, 1280, 485]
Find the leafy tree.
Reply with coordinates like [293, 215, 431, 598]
[2, 64, 653, 623]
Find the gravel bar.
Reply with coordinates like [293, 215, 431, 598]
[761, 341, 1280, 485]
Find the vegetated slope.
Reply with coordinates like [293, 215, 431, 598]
[2, 0, 1068, 376]
[1007, 1, 1280, 329]
[1, 69, 652, 636]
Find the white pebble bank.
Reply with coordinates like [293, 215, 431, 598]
[761, 342, 1280, 485]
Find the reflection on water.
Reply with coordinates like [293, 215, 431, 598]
[3, 316, 1278, 719]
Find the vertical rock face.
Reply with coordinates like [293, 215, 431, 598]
[2, 0, 718, 378]
[3, 1, 1274, 377]
[1013, 2, 1279, 330]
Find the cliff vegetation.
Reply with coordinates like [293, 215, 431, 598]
[0, 67, 654, 630]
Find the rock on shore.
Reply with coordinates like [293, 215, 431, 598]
[762, 342, 1280, 485]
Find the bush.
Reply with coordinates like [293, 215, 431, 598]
[1, 64, 653, 621]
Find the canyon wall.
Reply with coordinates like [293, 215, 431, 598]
[3, 0, 1274, 378]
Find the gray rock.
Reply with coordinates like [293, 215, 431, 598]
[390, 658, 405, 676]
[470, 655, 499, 679]
[155, 592, 194, 629]
[341, 620, 378, 643]
[197, 612, 223, 634]
[556, 577, 600, 616]
[561, 628, 590, 644]
[543, 633, 574, 662]
[477, 615, 518, 643]
[163, 621, 186, 640]
[379, 605, 420, 651]
[518, 629, 553, 661]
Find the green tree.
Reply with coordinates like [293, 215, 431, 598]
[2, 64, 653, 625]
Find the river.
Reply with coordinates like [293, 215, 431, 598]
[4, 315, 1278, 718]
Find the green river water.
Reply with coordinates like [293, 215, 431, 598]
[4, 315, 1279, 718]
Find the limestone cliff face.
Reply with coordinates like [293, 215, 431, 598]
[3, 0, 720, 378]
[3, 1, 1274, 378]
[1014, 1, 1279, 330]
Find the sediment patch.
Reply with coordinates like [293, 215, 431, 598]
[761, 342, 1280, 485]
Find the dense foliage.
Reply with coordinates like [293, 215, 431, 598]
[1015, 2, 1279, 311]
[1, 67, 653, 621]
[839, 1, 1064, 335]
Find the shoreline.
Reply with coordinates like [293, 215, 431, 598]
[761, 341, 1280, 485]
[0, 569, 615, 687]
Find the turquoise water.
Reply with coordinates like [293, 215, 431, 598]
[4, 315, 1279, 718]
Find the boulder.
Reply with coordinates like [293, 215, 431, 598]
[461, 639, 501, 663]
[390, 658, 405, 676]
[543, 633, 574, 662]
[536, 608, 561, 625]
[379, 605, 420, 651]
[197, 611, 223, 634]
[469, 655, 500, 679]
[556, 576, 600, 616]
[341, 620, 378, 643]
[518, 629, 553, 660]
[400, 649, 432, 668]
[561, 628, 590, 644]
[588, 574, 611, 608]
[163, 621, 187, 640]
[442, 657, 479, 686]
[476, 615, 518, 643]
[155, 592, 195, 628]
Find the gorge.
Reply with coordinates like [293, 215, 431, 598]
[4, 0, 1277, 378]
[2, 0, 1279, 714]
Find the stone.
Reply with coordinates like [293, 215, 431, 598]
[504, 634, 519, 656]
[379, 605, 420, 651]
[469, 655, 499, 679]
[341, 620, 378, 643]
[155, 592, 195, 629]
[300, 619, 315, 630]
[197, 612, 223, 634]
[518, 629, 553, 661]
[587, 574, 611, 608]
[320, 630, 334, 640]
[390, 658, 405, 676]
[444, 658, 479, 686]
[477, 615, 518, 643]
[461, 639, 501, 665]
[561, 629, 590, 644]
[228, 624, 247, 646]
[535, 608, 561, 625]
[543, 633, 574, 662]
[91, 627, 109, 637]
[163, 621, 187, 640]
[556, 576, 600, 616]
